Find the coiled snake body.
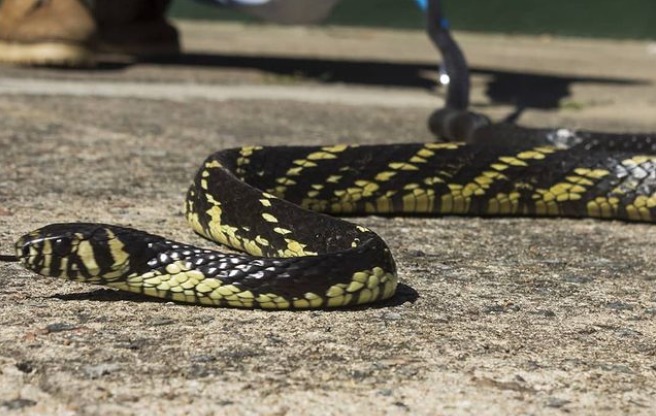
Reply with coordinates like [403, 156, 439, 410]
[14, 137, 656, 309]
[9, 0, 656, 309]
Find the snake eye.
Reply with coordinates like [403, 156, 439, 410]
[52, 237, 72, 257]
[21, 244, 30, 259]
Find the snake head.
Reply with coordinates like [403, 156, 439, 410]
[15, 224, 79, 276]
[15, 223, 135, 280]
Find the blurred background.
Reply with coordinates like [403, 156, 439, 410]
[171, 0, 656, 39]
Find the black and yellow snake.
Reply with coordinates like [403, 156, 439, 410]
[5, 0, 656, 309]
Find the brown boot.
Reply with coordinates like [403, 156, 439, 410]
[0, 0, 96, 66]
[93, 0, 180, 57]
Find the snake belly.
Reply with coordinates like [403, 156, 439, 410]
[15, 140, 656, 309]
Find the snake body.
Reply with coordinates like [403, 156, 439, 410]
[15, 138, 656, 308]
[10, 0, 656, 309]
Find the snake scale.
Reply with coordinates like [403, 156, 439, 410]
[7, 0, 656, 309]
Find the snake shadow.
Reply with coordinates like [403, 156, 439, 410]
[51, 289, 169, 304]
[136, 52, 649, 116]
[49, 283, 418, 309]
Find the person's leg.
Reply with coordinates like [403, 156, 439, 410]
[0, 0, 96, 66]
[93, 0, 180, 56]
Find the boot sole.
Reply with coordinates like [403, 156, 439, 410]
[0, 41, 95, 67]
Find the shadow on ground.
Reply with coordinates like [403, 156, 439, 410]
[126, 52, 651, 113]
[50, 283, 419, 309]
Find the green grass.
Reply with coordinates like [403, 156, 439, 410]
[170, 0, 656, 40]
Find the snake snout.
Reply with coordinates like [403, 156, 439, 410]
[15, 237, 32, 263]
[14, 234, 47, 272]
[14, 224, 90, 276]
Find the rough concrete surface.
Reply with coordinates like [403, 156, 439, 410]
[0, 22, 655, 415]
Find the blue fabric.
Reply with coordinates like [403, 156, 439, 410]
[414, 0, 427, 10]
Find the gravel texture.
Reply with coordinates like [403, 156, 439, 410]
[0, 22, 655, 415]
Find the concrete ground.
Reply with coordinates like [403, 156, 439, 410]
[0, 22, 655, 415]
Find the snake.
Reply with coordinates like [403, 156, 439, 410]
[5, 0, 656, 309]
